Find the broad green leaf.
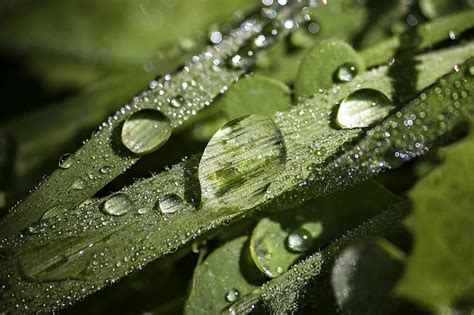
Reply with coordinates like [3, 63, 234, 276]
[249, 180, 402, 278]
[332, 239, 405, 315]
[184, 236, 260, 314]
[221, 75, 291, 120]
[396, 120, 474, 312]
[295, 40, 365, 97]
[226, 203, 409, 314]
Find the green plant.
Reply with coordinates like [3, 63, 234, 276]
[0, 0, 473, 314]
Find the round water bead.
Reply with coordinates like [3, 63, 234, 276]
[335, 63, 358, 82]
[121, 109, 172, 155]
[225, 288, 240, 303]
[286, 228, 313, 252]
[155, 194, 186, 215]
[336, 89, 395, 129]
[102, 193, 134, 216]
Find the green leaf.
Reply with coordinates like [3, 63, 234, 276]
[226, 203, 410, 314]
[396, 120, 474, 312]
[295, 40, 365, 97]
[221, 75, 291, 120]
[184, 236, 260, 314]
[1, 47, 472, 314]
[249, 180, 402, 278]
[332, 239, 405, 315]
[0, 2, 309, 239]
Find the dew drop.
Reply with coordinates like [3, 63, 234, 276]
[286, 228, 313, 252]
[336, 89, 395, 129]
[335, 63, 358, 82]
[199, 115, 286, 209]
[121, 109, 172, 155]
[99, 166, 111, 174]
[155, 194, 185, 215]
[225, 288, 240, 303]
[58, 153, 72, 169]
[70, 178, 85, 190]
[102, 193, 134, 216]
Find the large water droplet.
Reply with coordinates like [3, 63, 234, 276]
[335, 63, 358, 82]
[199, 115, 286, 209]
[225, 288, 240, 302]
[154, 194, 186, 215]
[102, 193, 134, 216]
[286, 228, 313, 252]
[336, 89, 395, 129]
[58, 153, 72, 169]
[121, 109, 172, 155]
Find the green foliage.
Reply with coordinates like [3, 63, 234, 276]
[396, 120, 474, 313]
[0, 0, 473, 314]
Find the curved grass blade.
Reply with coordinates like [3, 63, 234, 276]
[0, 0, 315, 238]
[0, 51, 472, 313]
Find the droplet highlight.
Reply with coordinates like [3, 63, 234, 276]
[102, 193, 134, 216]
[225, 288, 240, 303]
[286, 228, 313, 252]
[155, 194, 186, 215]
[121, 109, 172, 155]
[335, 63, 358, 82]
[336, 89, 395, 129]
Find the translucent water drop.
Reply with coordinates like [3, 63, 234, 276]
[70, 178, 85, 190]
[335, 63, 358, 82]
[121, 109, 172, 155]
[225, 288, 240, 302]
[336, 89, 395, 129]
[155, 194, 185, 215]
[102, 193, 134, 216]
[99, 166, 110, 174]
[41, 204, 67, 221]
[199, 115, 286, 209]
[58, 153, 72, 169]
[286, 228, 313, 252]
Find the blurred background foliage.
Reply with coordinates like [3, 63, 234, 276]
[0, 0, 472, 313]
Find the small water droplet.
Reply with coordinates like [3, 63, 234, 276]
[286, 228, 313, 252]
[99, 166, 110, 174]
[58, 153, 72, 169]
[102, 193, 134, 216]
[336, 89, 395, 129]
[225, 288, 240, 303]
[0, 279, 10, 299]
[155, 194, 185, 215]
[448, 30, 457, 40]
[121, 109, 172, 155]
[335, 63, 358, 82]
[70, 178, 85, 190]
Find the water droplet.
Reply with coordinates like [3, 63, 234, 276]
[102, 193, 134, 216]
[210, 31, 223, 44]
[336, 89, 395, 129]
[41, 204, 68, 220]
[199, 115, 286, 209]
[70, 178, 85, 190]
[286, 228, 313, 252]
[155, 194, 185, 215]
[58, 153, 72, 169]
[225, 288, 240, 302]
[99, 166, 110, 174]
[448, 30, 457, 40]
[335, 63, 358, 82]
[121, 109, 172, 155]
